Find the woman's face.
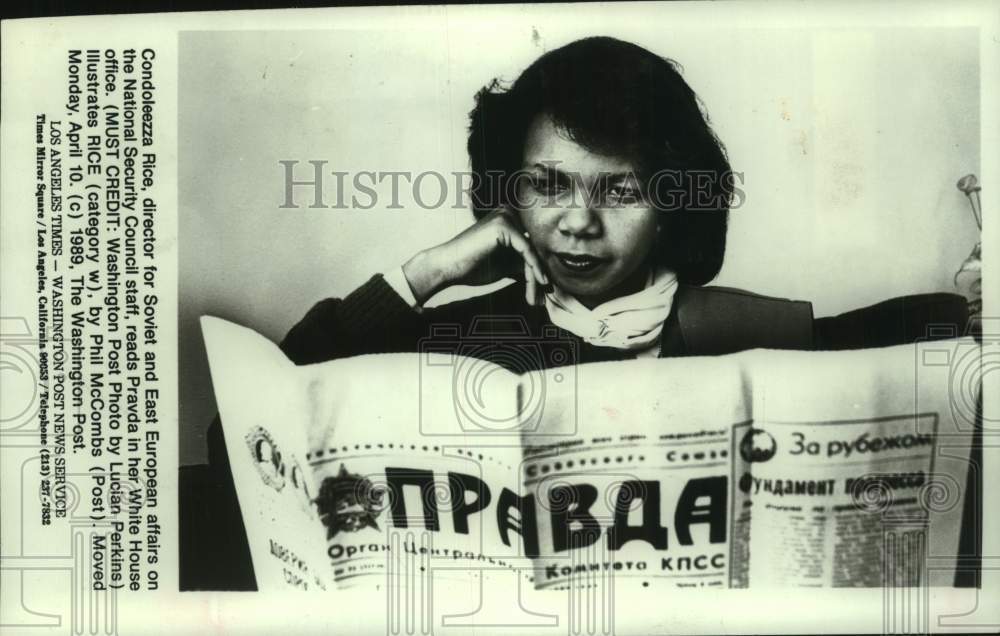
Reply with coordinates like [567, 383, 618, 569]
[517, 115, 659, 307]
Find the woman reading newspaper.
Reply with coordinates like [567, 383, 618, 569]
[186, 36, 972, 589]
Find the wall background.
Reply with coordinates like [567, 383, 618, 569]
[179, 17, 980, 466]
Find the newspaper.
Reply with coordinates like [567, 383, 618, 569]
[202, 317, 974, 592]
[2, 3, 998, 635]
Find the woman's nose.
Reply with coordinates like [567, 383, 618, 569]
[557, 203, 601, 238]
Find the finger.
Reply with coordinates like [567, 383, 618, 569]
[531, 264, 546, 306]
[524, 260, 537, 306]
[505, 227, 548, 286]
[491, 211, 547, 285]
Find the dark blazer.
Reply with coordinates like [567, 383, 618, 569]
[274, 276, 816, 371]
[181, 276, 976, 590]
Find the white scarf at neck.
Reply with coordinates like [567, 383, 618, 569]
[544, 266, 679, 350]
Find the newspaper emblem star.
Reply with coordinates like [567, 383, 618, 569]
[314, 464, 387, 539]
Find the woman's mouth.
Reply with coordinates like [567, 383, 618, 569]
[552, 252, 609, 274]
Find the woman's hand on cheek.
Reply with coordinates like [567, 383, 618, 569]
[402, 207, 549, 306]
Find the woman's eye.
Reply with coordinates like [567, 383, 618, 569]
[606, 185, 643, 205]
[531, 178, 567, 195]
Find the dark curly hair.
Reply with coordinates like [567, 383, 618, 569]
[467, 36, 733, 285]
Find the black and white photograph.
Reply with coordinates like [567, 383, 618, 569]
[177, 7, 983, 595]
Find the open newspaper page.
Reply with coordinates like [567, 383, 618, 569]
[203, 317, 527, 592]
[526, 341, 974, 590]
[201, 317, 332, 591]
[523, 355, 746, 590]
[203, 318, 975, 592]
[732, 346, 973, 588]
